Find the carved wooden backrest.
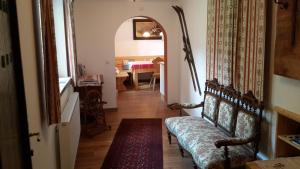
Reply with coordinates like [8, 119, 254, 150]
[235, 91, 263, 157]
[202, 78, 222, 124]
[216, 84, 241, 136]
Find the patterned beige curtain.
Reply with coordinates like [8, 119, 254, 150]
[41, 0, 61, 124]
[206, 0, 266, 100]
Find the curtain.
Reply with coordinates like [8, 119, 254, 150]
[206, 0, 236, 86]
[41, 0, 61, 124]
[206, 0, 266, 100]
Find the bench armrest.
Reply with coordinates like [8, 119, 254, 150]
[167, 102, 204, 110]
[215, 137, 255, 148]
[215, 137, 256, 169]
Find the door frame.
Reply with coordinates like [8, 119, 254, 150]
[114, 16, 168, 102]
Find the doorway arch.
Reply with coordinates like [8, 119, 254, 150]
[114, 16, 168, 101]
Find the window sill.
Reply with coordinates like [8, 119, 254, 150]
[59, 77, 72, 95]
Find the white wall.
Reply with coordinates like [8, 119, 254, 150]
[53, 0, 68, 77]
[178, 0, 208, 116]
[74, 0, 181, 107]
[115, 18, 164, 57]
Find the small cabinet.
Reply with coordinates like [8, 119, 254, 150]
[275, 107, 300, 157]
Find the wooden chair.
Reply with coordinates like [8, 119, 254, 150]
[149, 57, 163, 91]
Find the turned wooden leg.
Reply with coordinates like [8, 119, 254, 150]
[149, 77, 153, 87]
[167, 131, 172, 144]
[224, 146, 230, 169]
[152, 77, 156, 91]
[178, 144, 184, 157]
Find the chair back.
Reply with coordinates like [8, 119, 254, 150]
[234, 91, 263, 158]
[152, 57, 163, 73]
[216, 84, 240, 136]
[202, 78, 222, 124]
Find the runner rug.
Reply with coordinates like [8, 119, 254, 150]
[101, 118, 163, 169]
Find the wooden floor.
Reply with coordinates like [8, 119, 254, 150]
[75, 90, 194, 169]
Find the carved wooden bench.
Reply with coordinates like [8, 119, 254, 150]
[165, 79, 263, 169]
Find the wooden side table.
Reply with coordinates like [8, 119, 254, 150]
[246, 156, 300, 169]
[246, 162, 260, 169]
[75, 74, 111, 136]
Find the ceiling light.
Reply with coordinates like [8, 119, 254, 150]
[143, 32, 151, 38]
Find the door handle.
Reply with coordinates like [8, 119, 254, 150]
[29, 132, 40, 142]
[29, 132, 41, 157]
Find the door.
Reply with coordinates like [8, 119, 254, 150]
[0, 0, 32, 168]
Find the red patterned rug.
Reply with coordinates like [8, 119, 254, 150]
[101, 118, 163, 169]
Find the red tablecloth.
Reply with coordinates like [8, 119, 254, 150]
[131, 63, 154, 70]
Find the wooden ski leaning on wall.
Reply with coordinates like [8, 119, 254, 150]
[172, 5, 202, 95]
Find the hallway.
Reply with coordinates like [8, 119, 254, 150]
[75, 90, 194, 169]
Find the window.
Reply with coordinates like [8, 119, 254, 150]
[53, 0, 77, 93]
[53, 0, 69, 78]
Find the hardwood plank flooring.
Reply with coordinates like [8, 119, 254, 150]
[75, 90, 194, 169]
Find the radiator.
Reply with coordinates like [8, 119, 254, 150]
[58, 92, 81, 169]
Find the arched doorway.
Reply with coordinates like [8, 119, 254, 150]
[114, 16, 168, 101]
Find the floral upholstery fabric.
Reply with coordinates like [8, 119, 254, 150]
[165, 109, 256, 169]
[203, 94, 218, 121]
[235, 110, 256, 139]
[217, 101, 234, 133]
[192, 144, 253, 169]
[176, 120, 227, 153]
[166, 116, 254, 169]
[165, 116, 208, 138]
[178, 126, 253, 169]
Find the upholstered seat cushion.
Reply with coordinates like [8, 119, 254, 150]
[165, 116, 208, 138]
[177, 126, 253, 169]
[192, 144, 253, 169]
[176, 119, 227, 153]
[165, 116, 224, 151]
